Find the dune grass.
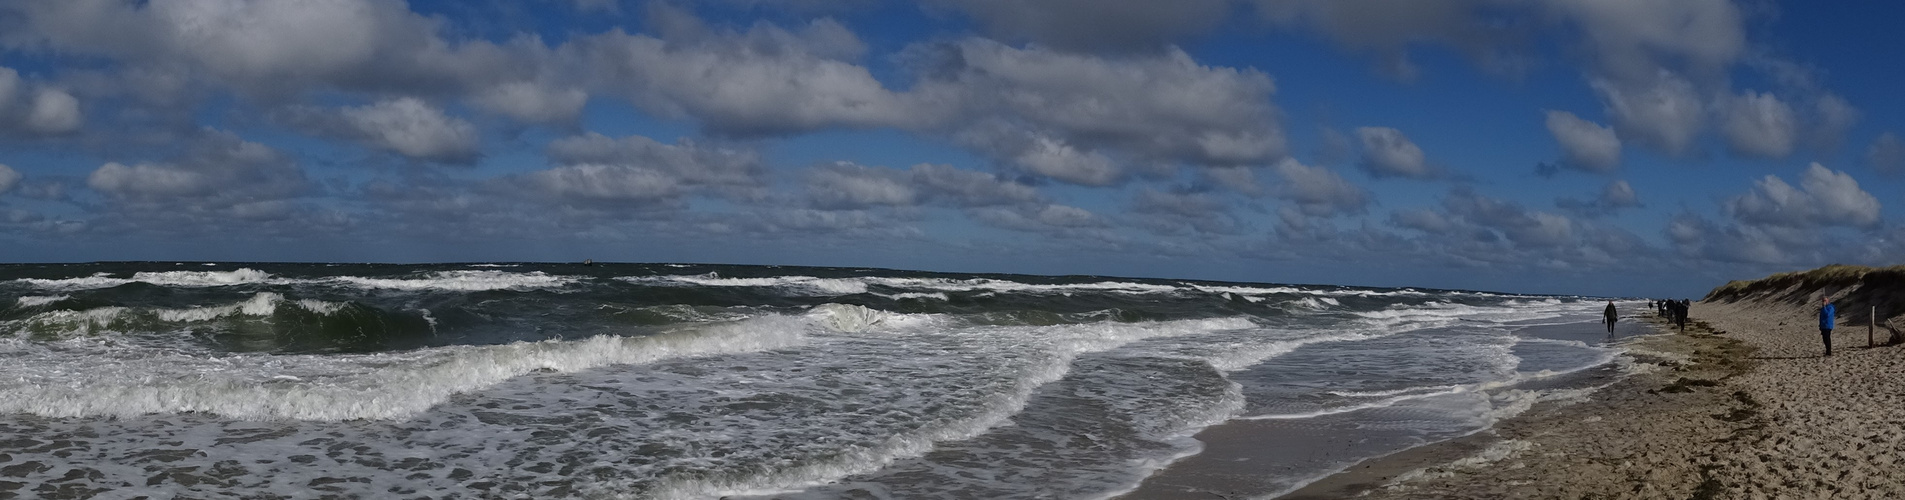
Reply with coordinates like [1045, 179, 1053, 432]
[1705, 264, 1905, 302]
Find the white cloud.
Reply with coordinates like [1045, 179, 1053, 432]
[1269, 158, 1368, 216]
[928, 0, 1231, 53]
[470, 82, 588, 125]
[1726, 163, 1880, 228]
[1543, 110, 1620, 172]
[1867, 132, 1905, 175]
[972, 203, 1108, 232]
[0, 67, 82, 135]
[574, 18, 908, 136]
[0, 163, 20, 193]
[1719, 90, 1798, 159]
[1556, 179, 1641, 216]
[1258, 0, 1771, 159]
[906, 163, 1040, 206]
[1129, 189, 1243, 235]
[1443, 187, 1575, 249]
[921, 39, 1286, 175]
[1389, 208, 1453, 234]
[1805, 94, 1860, 152]
[1355, 126, 1433, 179]
[85, 130, 309, 207]
[545, 132, 763, 192]
[1590, 73, 1703, 156]
[805, 163, 919, 209]
[1666, 213, 1794, 265]
[339, 98, 481, 163]
[1033, 204, 1104, 228]
[1543, 0, 1744, 80]
[1254, 0, 1527, 79]
[1601, 179, 1639, 208]
[3, 0, 524, 96]
[514, 132, 766, 207]
[799, 161, 1042, 210]
[1012, 135, 1121, 186]
[521, 164, 681, 204]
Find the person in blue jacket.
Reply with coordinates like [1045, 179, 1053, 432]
[1819, 296, 1836, 357]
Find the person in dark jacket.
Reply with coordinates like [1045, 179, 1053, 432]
[1820, 296, 1836, 357]
[1603, 301, 1617, 335]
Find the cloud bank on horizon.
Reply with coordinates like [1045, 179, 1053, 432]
[0, 0, 1900, 297]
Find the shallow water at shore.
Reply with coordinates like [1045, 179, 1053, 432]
[0, 262, 1627, 498]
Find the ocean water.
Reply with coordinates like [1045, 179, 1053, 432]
[0, 262, 1633, 499]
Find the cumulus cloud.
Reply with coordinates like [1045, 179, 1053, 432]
[1725, 163, 1881, 229]
[0, 66, 82, 135]
[573, 15, 907, 136]
[1543, 0, 1744, 80]
[800, 161, 1043, 210]
[276, 98, 482, 164]
[519, 164, 682, 205]
[1389, 208, 1453, 234]
[525, 132, 765, 205]
[1590, 73, 1703, 156]
[1254, 0, 1532, 79]
[1131, 189, 1240, 235]
[1269, 158, 1368, 216]
[1000, 134, 1121, 186]
[917, 39, 1286, 182]
[1544, 110, 1620, 172]
[1804, 94, 1860, 152]
[1718, 90, 1798, 159]
[0, 0, 584, 133]
[85, 129, 311, 212]
[1556, 179, 1641, 217]
[1867, 132, 1905, 175]
[972, 204, 1109, 234]
[907, 163, 1040, 207]
[1366, 186, 1654, 271]
[469, 82, 589, 125]
[3, 0, 556, 97]
[927, 0, 1231, 53]
[1666, 213, 1801, 265]
[1260, 0, 1782, 159]
[1355, 127, 1434, 179]
[339, 98, 482, 163]
[1442, 187, 1576, 249]
[0, 163, 19, 193]
[805, 163, 919, 210]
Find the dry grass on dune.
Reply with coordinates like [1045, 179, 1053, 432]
[1703, 264, 1905, 340]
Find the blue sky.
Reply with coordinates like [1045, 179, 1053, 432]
[0, 0, 1901, 298]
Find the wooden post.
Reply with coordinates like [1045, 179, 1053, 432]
[1871, 306, 1877, 348]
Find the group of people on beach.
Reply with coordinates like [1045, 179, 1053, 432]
[1601, 299, 1692, 338]
[1652, 299, 1690, 331]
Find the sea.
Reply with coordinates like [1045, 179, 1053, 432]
[0, 262, 1642, 499]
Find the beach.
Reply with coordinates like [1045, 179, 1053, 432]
[1271, 267, 1905, 499]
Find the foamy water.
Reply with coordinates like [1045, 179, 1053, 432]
[0, 262, 1632, 498]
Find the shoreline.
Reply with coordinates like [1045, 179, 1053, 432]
[1117, 314, 1657, 499]
[1279, 315, 1757, 498]
[1268, 289, 1905, 499]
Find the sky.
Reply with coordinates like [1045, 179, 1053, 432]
[0, 0, 1901, 298]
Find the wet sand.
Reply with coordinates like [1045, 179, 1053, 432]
[1283, 314, 1757, 499]
[1264, 298, 1905, 499]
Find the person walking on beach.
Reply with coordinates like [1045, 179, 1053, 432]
[1603, 300, 1617, 335]
[1820, 296, 1836, 357]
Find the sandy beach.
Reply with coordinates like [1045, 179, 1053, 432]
[1270, 268, 1905, 499]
